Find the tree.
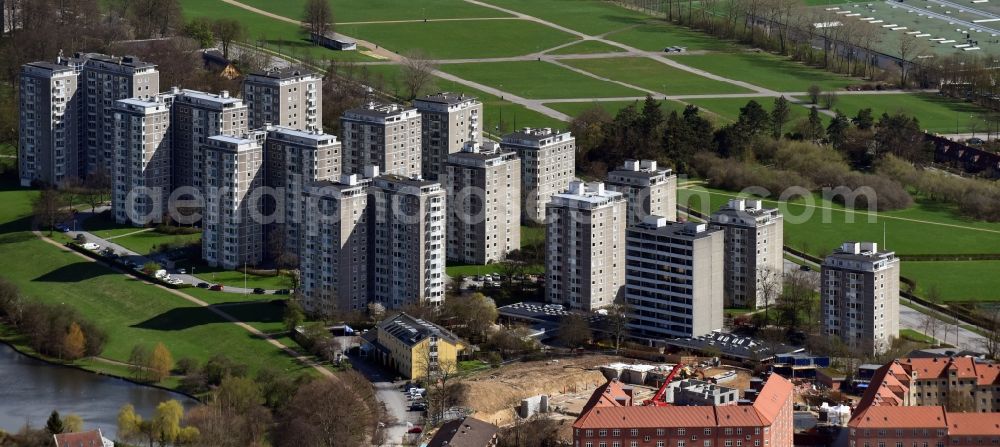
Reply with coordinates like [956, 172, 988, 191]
[45, 411, 64, 435]
[211, 19, 244, 60]
[283, 299, 305, 332]
[367, 302, 385, 323]
[897, 33, 927, 87]
[149, 342, 174, 382]
[853, 108, 874, 130]
[822, 91, 838, 109]
[152, 400, 184, 445]
[274, 374, 379, 447]
[979, 305, 1000, 360]
[807, 85, 821, 104]
[82, 168, 111, 213]
[63, 414, 83, 433]
[32, 188, 70, 236]
[771, 96, 790, 138]
[920, 312, 940, 346]
[826, 111, 850, 148]
[129, 344, 152, 382]
[805, 106, 825, 142]
[216, 376, 265, 416]
[400, 50, 437, 100]
[303, 0, 333, 42]
[63, 322, 86, 360]
[183, 18, 214, 48]
[558, 314, 591, 348]
[606, 303, 629, 354]
[118, 405, 143, 444]
[756, 266, 783, 328]
[142, 261, 162, 275]
[441, 292, 497, 342]
[776, 270, 819, 333]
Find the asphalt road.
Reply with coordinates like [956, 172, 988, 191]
[348, 353, 423, 446]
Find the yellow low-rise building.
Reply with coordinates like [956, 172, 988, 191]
[362, 312, 466, 380]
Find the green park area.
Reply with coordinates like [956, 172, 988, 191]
[679, 185, 1000, 302]
[0, 184, 313, 387]
[561, 57, 751, 95]
[605, 22, 736, 51]
[677, 52, 858, 92]
[438, 60, 645, 99]
[336, 20, 577, 59]
[797, 93, 1000, 134]
[445, 225, 545, 277]
[546, 40, 625, 55]
[545, 99, 689, 121]
[110, 230, 202, 256]
[189, 266, 295, 291]
[240, 0, 510, 22]
[480, 0, 650, 35]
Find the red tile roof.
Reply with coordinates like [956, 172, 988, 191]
[53, 430, 107, 447]
[849, 406, 948, 429]
[946, 413, 1000, 436]
[579, 379, 633, 413]
[574, 406, 718, 429]
[752, 374, 793, 425]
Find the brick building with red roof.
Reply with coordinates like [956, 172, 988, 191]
[572, 374, 793, 447]
[848, 356, 1000, 447]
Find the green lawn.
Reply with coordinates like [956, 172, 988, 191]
[477, 0, 651, 35]
[0, 186, 311, 385]
[438, 61, 644, 99]
[522, 225, 545, 247]
[81, 217, 150, 240]
[337, 20, 577, 59]
[687, 97, 829, 126]
[178, 0, 377, 62]
[360, 64, 567, 133]
[110, 230, 201, 255]
[190, 267, 294, 291]
[561, 57, 751, 95]
[545, 99, 689, 121]
[445, 226, 545, 277]
[899, 328, 937, 344]
[238, 0, 511, 22]
[605, 22, 737, 52]
[797, 93, 1000, 134]
[676, 52, 858, 92]
[546, 40, 626, 55]
[678, 186, 1000, 257]
[901, 261, 1000, 302]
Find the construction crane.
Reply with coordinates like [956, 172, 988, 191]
[642, 363, 685, 406]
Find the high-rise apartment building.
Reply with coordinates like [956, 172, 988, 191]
[262, 126, 340, 257]
[200, 133, 264, 269]
[341, 102, 421, 177]
[369, 175, 446, 309]
[624, 218, 724, 339]
[821, 242, 900, 355]
[299, 172, 372, 315]
[18, 61, 79, 187]
[111, 95, 173, 225]
[67, 53, 159, 176]
[709, 199, 784, 309]
[501, 128, 575, 223]
[413, 92, 482, 181]
[171, 89, 247, 189]
[545, 181, 625, 311]
[243, 68, 322, 131]
[605, 159, 677, 224]
[443, 140, 520, 265]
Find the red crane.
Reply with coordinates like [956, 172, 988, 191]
[643, 363, 685, 406]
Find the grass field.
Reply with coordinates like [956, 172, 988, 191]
[111, 230, 201, 256]
[545, 99, 689, 121]
[478, 0, 650, 35]
[337, 20, 576, 59]
[178, 0, 376, 62]
[0, 185, 311, 384]
[361, 63, 567, 133]
[678, 185, 1000, 257]
[238, 0, 510, 22]
[546, 40, 626, 55]
[797, 93, 1000, 134]
[605, 22, 736, 52]
[687, 97, 830, 126]
[676, 52, 858, 92]
[561, 57, 751, 95]
[190, 267, 295, 291]
[901, 261, 1000, 302]
[438, 61, 645, 99]
[899, 328, 937, 344]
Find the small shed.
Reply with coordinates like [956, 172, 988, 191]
[311, 32, 358, 51]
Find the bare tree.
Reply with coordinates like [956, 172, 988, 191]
[897, 33, 927, 87]
[212, 19, 245, 60]
[920, 312, 940, 346]
[400, 50, 437, 100]
[606, 302, 630, 354]
[303, 0, 333, 42]
[32, 188, 70, 235]
[979, 305, 1000, 360]
[414, 350, 461, 424]
[756, 265, 783, 327]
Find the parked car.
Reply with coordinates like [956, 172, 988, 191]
[252, 288, 265, 294]
[209, 284, 223, 291]
[799, 264, 811, 271]
[82, 243, 100, 250]
[407, 427, 423, 434]
[274, 289, 290, 295]
[968, 137, 985, 146]
[55, 224, 69, 232]
[409, 402, 427, 411]
[167, 278, 183, 285]
[196, 282, 210, 288]
[177, 268, 187, 274]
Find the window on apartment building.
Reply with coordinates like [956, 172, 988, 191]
[630, 429, 638, 437]
[613, 430, 621, 437]
[599, 430, 607, 437]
